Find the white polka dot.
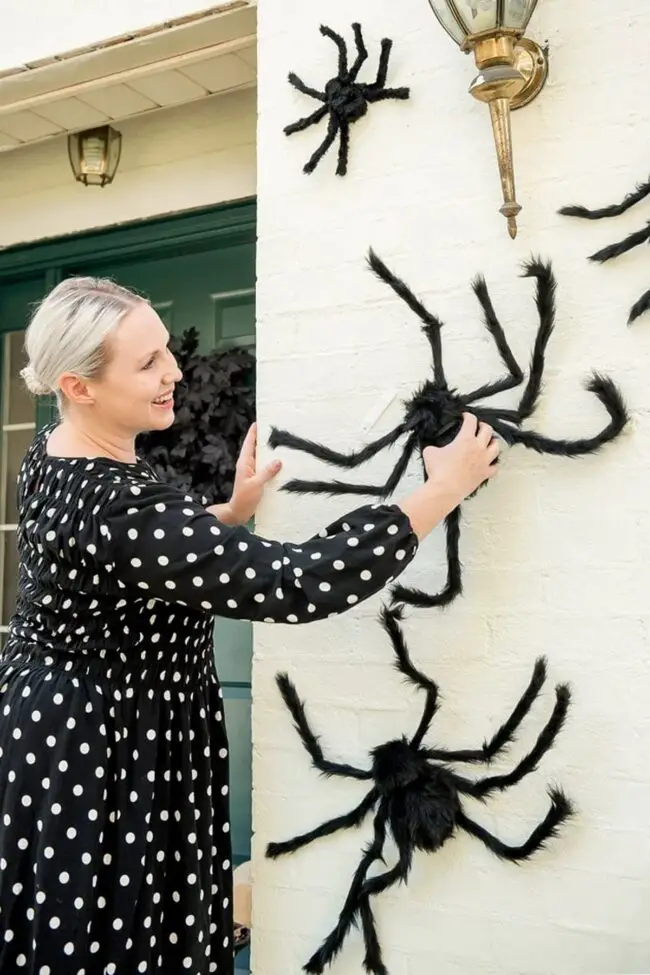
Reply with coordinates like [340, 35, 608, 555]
[49, 917, 60, 929]
[333, 560, 345, 570]
[319, 582, 331, 592]
[347, 537, 360, 547]
[387, 524, 399, 535]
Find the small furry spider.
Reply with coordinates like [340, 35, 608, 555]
[267, 605, 573, 975]
[269, 251, 628, 609]
[559, 175, 650, 323]
[284, 22, 410, 176]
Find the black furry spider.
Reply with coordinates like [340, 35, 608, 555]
[269, 251, 628, 609]
[559, 175, 650, 323]
[267, 605, 573, 975]
[284, 23, 410, 176]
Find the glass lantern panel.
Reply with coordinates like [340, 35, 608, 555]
[502, 0, 539, 29]
[426, 1, 468, 45]
[450, 0, 499, 35]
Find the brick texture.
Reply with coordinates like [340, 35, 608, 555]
[253, 1, 650, 973]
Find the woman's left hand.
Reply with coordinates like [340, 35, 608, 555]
[228, 423, 282, 525]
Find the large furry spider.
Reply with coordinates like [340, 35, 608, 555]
[269, 251, 628, 609]
[267, 606, 573, 975]
[559, 175, 650, 323]
[284, 23, 410, 176]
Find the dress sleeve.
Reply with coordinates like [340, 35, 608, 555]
[102, 481, 418, 623]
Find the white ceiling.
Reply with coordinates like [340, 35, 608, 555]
[0, 2, 257, 154]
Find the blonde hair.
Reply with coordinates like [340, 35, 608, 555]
[21, 276, 146, 401]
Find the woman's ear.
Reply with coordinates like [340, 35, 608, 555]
[58, 373, 95, 405]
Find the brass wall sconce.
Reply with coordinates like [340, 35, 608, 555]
[425, 1, 548, 237]
[67, 125, 122, 187]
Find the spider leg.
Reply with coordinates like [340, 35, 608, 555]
[629, 286, 650, 324]
[275, 673, 373, 780]
[284, 104, 329, 136]
[427, 657, 547, 764]
[348, 22, 368, 81]
[464, 274, 524, 402]
[559, 176, 650, 220]
[269, 421, 407, 469]
[271, 428, 415, 500]
[359, 836, 414, 899]
[287, 72, 327, 103]
[390, 505, 462, 608]
[266, 788, 379, 859]
[304, 114, 341, 174]
[358, 897, 388, 975]
[379, 604, 440, 750]
[588, 221, 650, 264]
[460, 683, 570, 799]
[457, 787, 574, 861]
[304, 803, 390, 974]
[367, 249, 447, 388]
[362, 86, 411, 102]
[509, 259, 557, 421]
[336, 120, 351, 177]
[320, 23, 349, 76]
[488, 372, 628, 457]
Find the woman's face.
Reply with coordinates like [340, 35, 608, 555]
[83, 301, 183, 435]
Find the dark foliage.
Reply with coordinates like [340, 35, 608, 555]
[559, 175, 650, 323]
[137, 327, 255, 504]
[284, 22, 410, 176]
[267, 605, 573, 975]
[269, 252, 628, 609]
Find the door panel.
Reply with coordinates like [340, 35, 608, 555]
[0, 276, 45, 651]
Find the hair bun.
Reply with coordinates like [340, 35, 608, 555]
[20, 364, 51, 397]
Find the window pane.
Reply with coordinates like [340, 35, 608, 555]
[1, 530, 19, 627]
[2, 427, 34, 527]
[6, 331, 33, 425]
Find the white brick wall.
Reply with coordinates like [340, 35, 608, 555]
[253, 1, 650, 973]
[0, 87, 256, 247]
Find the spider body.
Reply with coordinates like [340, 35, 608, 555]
[269, 251, 628, 608]
[284, 23, 410, 176]
[323, 77, 369, 124]
[267, 607, 573, 975]
[406, 382, 468, 449]
[560, 175, 650, 323]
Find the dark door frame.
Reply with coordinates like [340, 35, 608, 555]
[0, 197, 256, 290]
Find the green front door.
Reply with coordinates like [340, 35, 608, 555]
[0, 203, 256, 972]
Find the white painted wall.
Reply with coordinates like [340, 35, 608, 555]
[253, 1, 650, 974]
[0, 87, 256, 247]
[0, 0, 235, 70]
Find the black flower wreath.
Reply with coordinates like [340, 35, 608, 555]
[138, 327, 255, 505]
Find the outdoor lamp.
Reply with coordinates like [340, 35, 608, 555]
[67, 125, 122, 187]
[425, 0, 548, 237]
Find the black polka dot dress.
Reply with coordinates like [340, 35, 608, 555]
[0, 427, 419, 974]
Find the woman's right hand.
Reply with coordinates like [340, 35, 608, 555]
[423, 412, 500, 505]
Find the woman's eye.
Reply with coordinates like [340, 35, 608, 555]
[143, 357, 155, 370]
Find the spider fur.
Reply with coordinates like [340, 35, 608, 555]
[269, 251, 629, 609]
[267, 605, 573, 975]
[559, 175, 650, 323]
[284, 22, 410, 176]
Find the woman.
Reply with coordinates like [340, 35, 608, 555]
[0, 277, 499, 974]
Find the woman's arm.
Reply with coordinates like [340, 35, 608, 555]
[104, 482, 418, 623]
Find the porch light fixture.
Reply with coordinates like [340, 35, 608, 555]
[67, 125, 122, 187]
[425, 1, 548, 238]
